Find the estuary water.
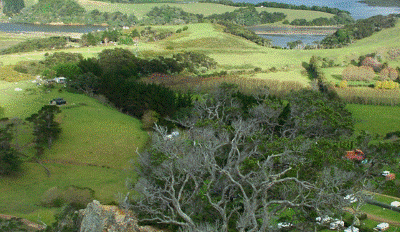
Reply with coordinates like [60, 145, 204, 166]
[259, 34, 327, 48]
[232, 0, 400, 19]
[0, 22, 107, 34]
[236, 0, 400, 47]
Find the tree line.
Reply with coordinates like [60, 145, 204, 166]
[10, 0, 137, 26]
[207, 6, 286, 26]
[321, 14, 400, 48]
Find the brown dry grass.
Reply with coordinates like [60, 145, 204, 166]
[140, 73, 306, 97]
[335, 87, 400, 105]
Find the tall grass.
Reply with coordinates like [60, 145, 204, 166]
[140, 73, 305, 97]
[335, 87, 400, 105]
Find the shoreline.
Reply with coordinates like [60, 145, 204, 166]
[254, 31, 336, 35]
[249, 25, 340, 36]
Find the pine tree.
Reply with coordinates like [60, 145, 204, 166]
[26, 105, 62, 157]
[0, 118, 22, 175]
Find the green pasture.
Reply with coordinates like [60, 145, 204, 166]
[373, 194, 400, 205]
[256, 7, 335, 24]
[361, 204, 400, 222]
[0, 81, 148, 225]
[346, 104, 400, 135]
[0, 163, 129, 225]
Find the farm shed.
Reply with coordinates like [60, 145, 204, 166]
[391, 201, 400, 207]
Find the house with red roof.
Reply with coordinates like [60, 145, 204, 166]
[344, 149, 365, 161]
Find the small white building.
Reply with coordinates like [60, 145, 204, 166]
[375, 222, 389, 231]
[344, 194, 358, 203]
[316, 216, 333, 225]
[382, 171, 390, 176]
[344, 226, 359, 232]
[277, 222, 293, 229]
[330, 220, 344, 230]
[391, 201, 400, 207]
[54, 77, 66, 84]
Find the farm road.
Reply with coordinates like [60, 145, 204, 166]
[345, 208, 400, 227]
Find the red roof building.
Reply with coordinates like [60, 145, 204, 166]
[345, 149, 365, 161]
[386, 173, 396, 181]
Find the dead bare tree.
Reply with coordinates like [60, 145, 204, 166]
[128, 86, 361, 231]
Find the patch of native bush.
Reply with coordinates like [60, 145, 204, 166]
[361, 56, 382, 72]
[342, 65, 376, 82]
[379, 66, 399, 81]
[40, 185, 95, 209]
[0, 65, 33, 82]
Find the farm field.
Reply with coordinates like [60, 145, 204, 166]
[0, 82, 148, 225]
[346, 104, 400, 135]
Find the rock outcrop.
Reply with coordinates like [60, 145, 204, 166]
[78, 200, 165, 232]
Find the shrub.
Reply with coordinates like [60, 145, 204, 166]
[14, 60, 46, 75]
[141, 110, 160, 130]
[40, 185, 95, 209]
[176, 29, 182, 33]
[339, 80, 348, 88]
[40, 186, 64, 207]
[380, 66, 399, 81]
[342, 65, 375, 81]
[361, 57, 382, 72]
[182, 26, 189, 31]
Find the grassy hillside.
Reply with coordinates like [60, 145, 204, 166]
[0, 81, 148, 224]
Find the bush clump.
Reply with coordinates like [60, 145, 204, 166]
[40, 185, 95, 209]
[342, 65, 375, 81]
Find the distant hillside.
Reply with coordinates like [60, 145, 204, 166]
[359, 0, 400, 7]
[96, 0, 190, 2]
[13, 0, 137, 26]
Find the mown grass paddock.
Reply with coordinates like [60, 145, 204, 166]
[346, 104, 400, 135]
[0, 82, 148, 225]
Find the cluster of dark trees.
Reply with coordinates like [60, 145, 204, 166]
[2, 0, 25, 15]
[128, 82, 400, 231]
[200, 0, 350, 16]
[289, 14, 354, 26]
[60, 48, 216, 118]
[217, 20, 272, 47]
[207, 6, 286, 26]
[0, 106, 61, 177]
[322, 14, 399, 48]
[10, 0, 137, 26]
[142, 5, 204, 25]
[0, 37, 68, 55]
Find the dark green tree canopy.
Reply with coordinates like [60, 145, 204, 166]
[2, 0, 25, 15]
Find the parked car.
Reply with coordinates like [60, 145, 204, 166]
[50, 98, 67, 105]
